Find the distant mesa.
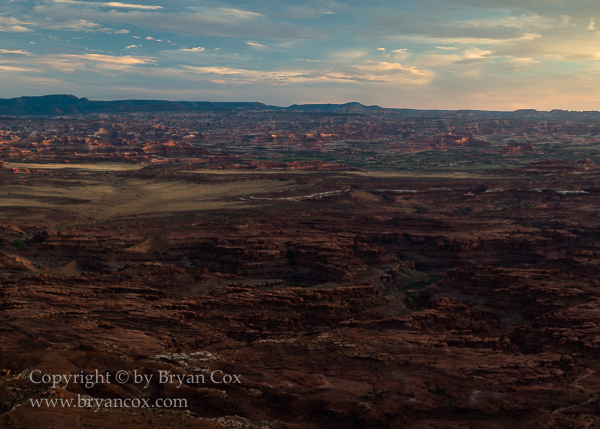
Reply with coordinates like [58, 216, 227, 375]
[456, 136, 490, 147]
[0, 94, 276, 116]
[503, 142, 538, 154]
[3, 94, 600, 119]
[513, 109, 538, 114]
[576, 158, 597, 169]
[284, 102, 386, 114]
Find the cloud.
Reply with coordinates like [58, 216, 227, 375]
[365, 3, 600, 68]
[366, 3, 574, 47]
[0, 65, 39, 72]
[158, 47, 255, 65]
[510, 57, 540, 64]
[275, 0, 349, 19]
[69, 53, 155, 64]
[390, 48, 412, 61]
[47, 19, 113, 32]
[463, 48, 492, 59]
[53, 0, 163, 11]
[453, 13, 564, 30]
[182, 65, 311, 83]
[32, 3, 322, 39]
[352, 61, 428, 77]
[197, 8, 264, 19]
[1, 25, 30, 32]
[24, 53, 157, 74]
[247, 41, 266, 48]
[0, 49, 30, 55]
[125, 44, 139, 49]
[181, 59, 431, 86]
[180, 47, 205, 52]
[387, 33, 542, 46]
[331, 49, 368, 60]
[490, 27, 600, 61]
[436, 0, 595, 11]
[0, 15, 32, 33]
[377, 47, 385, 51]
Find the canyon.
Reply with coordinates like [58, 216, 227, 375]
[1, 102, 600, 428]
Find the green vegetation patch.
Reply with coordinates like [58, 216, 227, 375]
[400, 275, 445, 292]
[10, 240, 27, 250]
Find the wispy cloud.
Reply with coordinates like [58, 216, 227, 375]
[28, 53, 157, 73]
[352, 61, 426, 76]
[247, 41, 266, 48]
[68, 53, 155, 64]
[47, 19, 113, 32]
[0, 49, 30, 55]
[453, 13, 564, 30]
[331, 49, 368, 60]
[32, 3, 322, 39]
[53, 0, 163, 11]
[181, 59, 431, 86]
[463, 48, 492, 59]
[183, 65, 310, 83]
[180, 47, 205, 52]
[0, 65, 39, 72]
[0, 15, 32, 32]
[204, 8, 264, 19]
[275, 0, 349, 19]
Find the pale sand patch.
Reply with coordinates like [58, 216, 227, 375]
[348, 190, 384, 202]
[180, 169, 355, 175]
[353, 170, 474, 178]
[125, 236, 167, 253]
[0, 177, 297, 221]
[51, 260, 83, 277]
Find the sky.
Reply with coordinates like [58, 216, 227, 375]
[1, 0, 600, 110]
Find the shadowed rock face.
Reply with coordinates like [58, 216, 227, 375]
[3, 111, 600, 428]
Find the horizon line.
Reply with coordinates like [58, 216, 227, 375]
[1, 94, 598, 114]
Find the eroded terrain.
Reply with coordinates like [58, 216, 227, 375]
[2, 108, 600, 428]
